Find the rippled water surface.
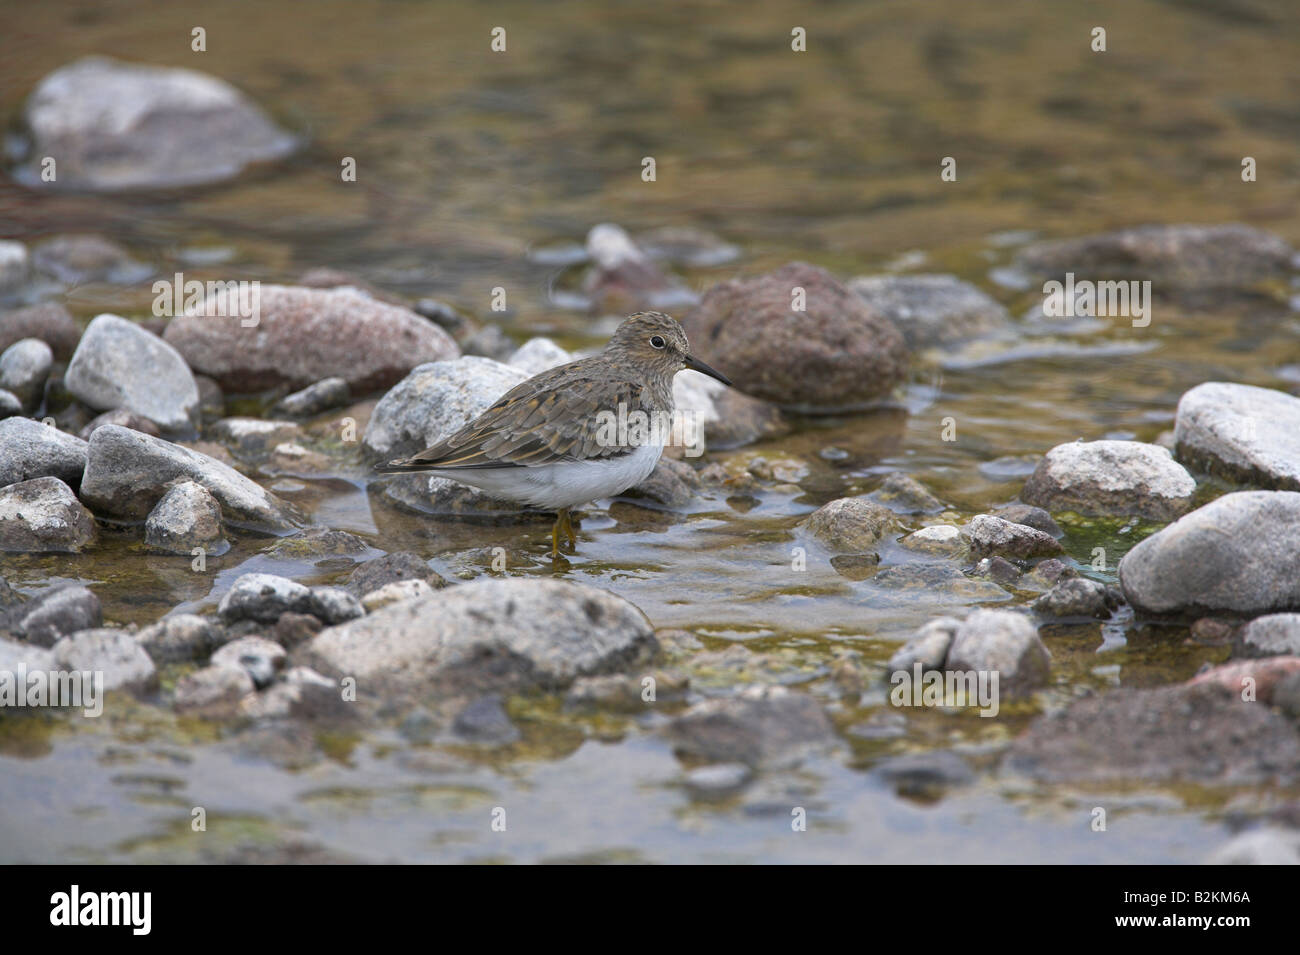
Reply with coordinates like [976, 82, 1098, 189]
[2, 0, 1299, 863]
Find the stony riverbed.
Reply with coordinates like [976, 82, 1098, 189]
[3, 0, 1300, 864]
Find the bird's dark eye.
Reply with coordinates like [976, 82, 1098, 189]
[649, 335, 666, 349]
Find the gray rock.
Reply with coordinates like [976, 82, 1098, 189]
[663, 685, 836, 769]
[1206, 829, 1300, 865]
[361, 356, 527, 463]
[18, 55, 297, 192]
[302, 579, 657, 695]
[270, 377, 351, 418]
[887, 617, 960, 674]
[1235, 614, 1300, 659]
[682, 262, 908, 412]
[211, 636, 286, 689]
[0, 636, 56, 676]
[564, 670, 688, 712]
[1021, 440, 1195, 520]
[803, 497, 897, 553]
[1118, 491, 1300, 615]
[847, 274, 1013, 350]
[80, 425, 296, 530]
[0, 416, 88, 489]
[135, 613, 219, 663]
[460, 325, 516, 361]
[452, 695, 520, 744]
[238, 665, 342, 721]
[343, 552, 446, 597]
[869, 472, 945, 514]
[963, 514, 1063, 560]
[973, 555, 1022, 587]
[0, 390, 20, 419]
[78, 408, 161, 441]
[0, 241, 27, 292]
[1006, 682, 1300, 785]
[0, 476, 96, 553]
[682, 763, 753, 797]
[378, 471, 544, 519]
[217, 573, 362, 626]
[263, 527, 370, 561]
[507, 337, 571, 376]
[64, 313, 199, 433]
[174, 665, 255, 718]
[898, 524, 968, 558]
[360, 579, 436, 613]
[702, 386, 787, 451]
[163, 285, 457, 394]
[1012, 223, 1294, 290]
[4, 584, 101, 647]
[1174, 382, 1300, 490]
[1032, 578, 1117, 619]
[635, 225, 740, 268]
[144, 481, 226, 555]
[582, 223, 695, 315]
[995, 503, 1062, 537]
[0, 302, 80, 359]
[946, 609, 1050, 695]
[622, 456, 700, 510]
[209, 417, 303, 460]
[30, 235, 152, 284]
[51, 628, 158, 695]
[0, 338, 53, 411]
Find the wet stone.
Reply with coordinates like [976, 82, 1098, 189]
[361, 579, 436, 613]
[1032, 578, 1118, 619]
[847, 273, 1014, 350]
[898, 524, 967, 558]
[0, 338, 53, 411]
[875, 750, 975, 800]
[0, 416, 89, 489]
[0, 476, 97, 553]
[869, 472, 945, 514]
[211, 636, 287, 689]
[51, 628, 157, 695]
[452, 695, 520, 744]
[218, 573, 362, 626]
[135, 613, 219, 663]
[344, 552, 447, 597]
[994, 503, 1062, 537]
[78, 409, 161, 441]
[270, 377, 351, 418]
[1021, 440, 1196, 521]
[30, 234, 152, 284]
[804, 497, 897, 553]
[0, 302, 80, 360]
[946, 609, 1050, 696]
[663, 685, 836, 770]
[144, 481, 227, 556]
[3, 584, 101, 648]
[1233, 614, 1300, 659]
[1174, 382, 1300, 491]
[963, 514, 1063, 560]
[174, 664, 255, 719]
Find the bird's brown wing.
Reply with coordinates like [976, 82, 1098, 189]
[376, 362, 651, 472]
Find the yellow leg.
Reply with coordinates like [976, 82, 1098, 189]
[550, 513, 562, 559]
[561, 508, 577, 551]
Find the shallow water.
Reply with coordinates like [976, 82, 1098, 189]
[2, 0, 1300, 863]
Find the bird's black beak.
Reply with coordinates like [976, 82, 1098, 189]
[683, 352, 732, 386]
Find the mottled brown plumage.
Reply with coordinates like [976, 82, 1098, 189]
[375, 312, 730, 557]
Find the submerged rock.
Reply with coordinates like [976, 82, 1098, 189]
[681, 262, 908, 412]
[51, 628, 157, 695]
[869, 472, 945, 514]
[663, 685, 836, 769]
[144, 481, 227, 555]
[30, 235, 152, 285]
[1006, 682, 1300, 785]
[0, 476, 97, 553]
[962, 514, 1063, 560]
[1032, 578, 1118, 619]
[1174, 382, 1300, 490]
[270, 377, 351, 418]
[1021, 440, 1195, 520]
[164, 285, 458, 394]
[1012, 224, 1294, 290]
[1118, 491, 1300, 615]
[80, 425, 296, 530]
[18, 55, 298, 191]
[3, 584, 101, 647]
[302, 579, 656, 696]
[846, 273, 1013, 350]
[65, 314, 199, 433]
[0, 338, 53, 411]
[803, 498, 897, 553]
[0, 417, 89, 489]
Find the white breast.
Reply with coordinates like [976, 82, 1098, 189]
[429, 441, 664, 510]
